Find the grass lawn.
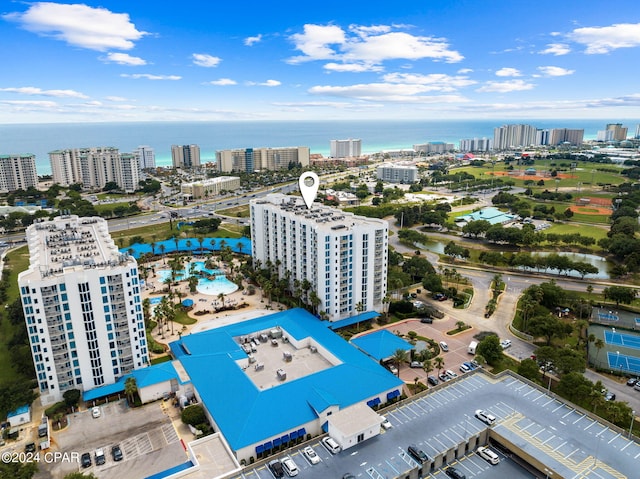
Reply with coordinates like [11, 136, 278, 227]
[544, 223, 609, 243]
[217, 205, 250, 218]
[93, 202, 133, 213]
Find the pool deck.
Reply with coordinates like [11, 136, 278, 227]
[143, 258, 286, 353]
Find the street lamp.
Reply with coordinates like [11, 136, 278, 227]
[629, 410, 636, 439]
[544, 468, 553, 479]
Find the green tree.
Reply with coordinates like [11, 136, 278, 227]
[517, 358, 540, 382]
[124, 377, 138, 406]
[603, 285, 637, 306]
[181, 404, 207, 426]
[528, 314, 572, 346]
[63, 389, 81, 408]
[555, 348, 586, 375]
[63, 472, 98, 479]
[0, 461, 38, 479]
[434, 356, 445, 375]
[476, 335, 502, 365]
[0, 380, 38, 420]
[557, 372, 593, 402]
[391, 349, 409, 374]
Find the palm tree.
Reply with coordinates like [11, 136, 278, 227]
[422, 358, 434, 382]
[185, 238, 192, 253]
[391, 349, 408, 374]
[434, 356, 445, 376]
[124, 377, 138, 406]
[594, 338, 605, 366]
[159, 243, 167, 265]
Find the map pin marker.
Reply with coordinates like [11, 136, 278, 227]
[299, 171, 319, 209]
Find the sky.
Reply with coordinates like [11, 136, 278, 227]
[1, 0, 640, 123]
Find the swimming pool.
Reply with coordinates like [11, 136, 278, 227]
[149, 296, 164, 305]
[157, 261, 238, 296]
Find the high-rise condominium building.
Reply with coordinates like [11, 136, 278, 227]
[18, 215, 148, 405]
[49, 147, 140, 193]
[606, 123, 628, 141]
[413, 142, 455, 154]
[548, 128, 584, 146]
[181, 176, 241, 199]
[330, 139, 362, 158]
[250, 194, 388, 321]
[459, 138, 492, 152]
[133, 145, 156, 170]
[171, 144, 201, 169]
[493, 124, 538, 150]
[0, 154, 38, 193]
[216, 147, 310, 173]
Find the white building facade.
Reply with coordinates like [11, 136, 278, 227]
[330, 139, 362, 158]
[493, 124, 539, 150]
[0, 154, 38, 193]
[216, 147, 310, 173]
[376, 163, 418, 183]
[413, 142, 454, 154]
[49, 147, 140, 193]
[18, 215, 149, 405]
[250, 194, 388, 321]
[133, 145, 156, 170]
[459, 138, 492, 152]
[181, 176, 241, 199]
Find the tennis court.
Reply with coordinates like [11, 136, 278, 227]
[606, 351, 640, 374]
[596, 311, 619, 322]
[604, 330, 640, 350]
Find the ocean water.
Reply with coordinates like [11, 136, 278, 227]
[0, 119, 634, 175]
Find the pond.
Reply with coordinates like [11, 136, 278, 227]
[419, 240, 611, 279]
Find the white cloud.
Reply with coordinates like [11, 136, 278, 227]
[495, 67, 522, 77]
[323, 62, 383, 73]
[0, 86, 88, 98]
[382, 73, 476, 90]
[244, 34, 262, 46]
[537, 66, 575, 77]
[3, 2, 147, 51]
[102, 52, 146, 65]
[1, 100, 58, 108]
[539, 43, 571, 55]
[104, 96, 129, 102]
[192, 53, 221, 67]
[569, 22, 640, 54]
[309, 82, 468, 103]
[288, 23, 463, 67]
[207, 78, 237, 86]
[457, 68, 473, 74]
[477, 80, 535, 93]
[261, 79, 281, 87]
[120, 74, 181, 80]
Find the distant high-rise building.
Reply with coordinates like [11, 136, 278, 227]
[459, 138, 492, 152]
[18, 215, 149, 405]
[0, 154, 38, 193]
[493, 124, 538, 150]
[171, 144, 201, 169]
[606, 123, 628, 141]
[216, 147, 310, 172]
[635, 124, 640, 139]
[250, 194, 388, 321]
[413, 142, 454, 154]
[548, 128, 584, 146]
[49, 147, 140, 193]
[133, 145, 156, 170]
[330, 139, 362, 158]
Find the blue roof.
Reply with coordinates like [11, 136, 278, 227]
[83, 361, 182, 402]
[145, 461, 194, 479]
[458, 207, 517, 225]
[169, 308, 402, 452]
[326, 311, 380, 330]
[7, 404, 30, 417]
[351, 330, 413, 361]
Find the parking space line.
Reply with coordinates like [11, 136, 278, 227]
[542, 397, 555, 406]
[562, 408, 576, 419]
[395, 407, 413, 421]
[607, 432, 621, 444]
[552, 440, 567, 451]
[573, 414, 586, 425]
[620, 441, 632, 452]
[552, 403, 565, 412]
[541, 434, 556, 445]
[584, 420, 597, 431]
[430, 435, 450, 451]
[523, 388, 537, 398]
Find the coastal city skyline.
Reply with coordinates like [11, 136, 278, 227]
[1, 1, 640, 123]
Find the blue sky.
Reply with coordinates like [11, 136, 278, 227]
[1, 0, 639, 123]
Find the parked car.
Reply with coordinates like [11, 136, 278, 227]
[95, 448, 106, 466]
[281, 456, 299, 477]
[302, 446, 320, 464]
[439, 373, 449, 382]
[463, 361, 476, 370]
[111, 445, 123, 461]
[410, 361, 423, 368]
[445, 369, 458, 379]
[475, 409, 496, 425]
[635, 382, 640, 392]
[407, 444, 429, 463]
[627, 378, 638, 386]
[380, 416, 392, 430]
[477, 446, 500, 465]
[91, 406, 101, 418]
[387, 364, 399, 375]
[445, 466, 466, 479]
[439, 341, 449, 352]
[500, 339, 512, 349]
[420, 317, 433, 324]
[604, 391, 616, 401]
[24, 443, 36, 453]
[268, 459, 285, 478]
[322, 436, 341, 454]
[459, 363, 470, 373]
[427, 375, 439, 386]
[81, 452, 92, 468]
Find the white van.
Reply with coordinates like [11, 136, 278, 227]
[477, 446, 499, 465]
[322, 436, 341, 454]
[281, 457, 299, 476]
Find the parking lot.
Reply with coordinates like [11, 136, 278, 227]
[43, 399, 186, 479]
[229, 372, 639, 479]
